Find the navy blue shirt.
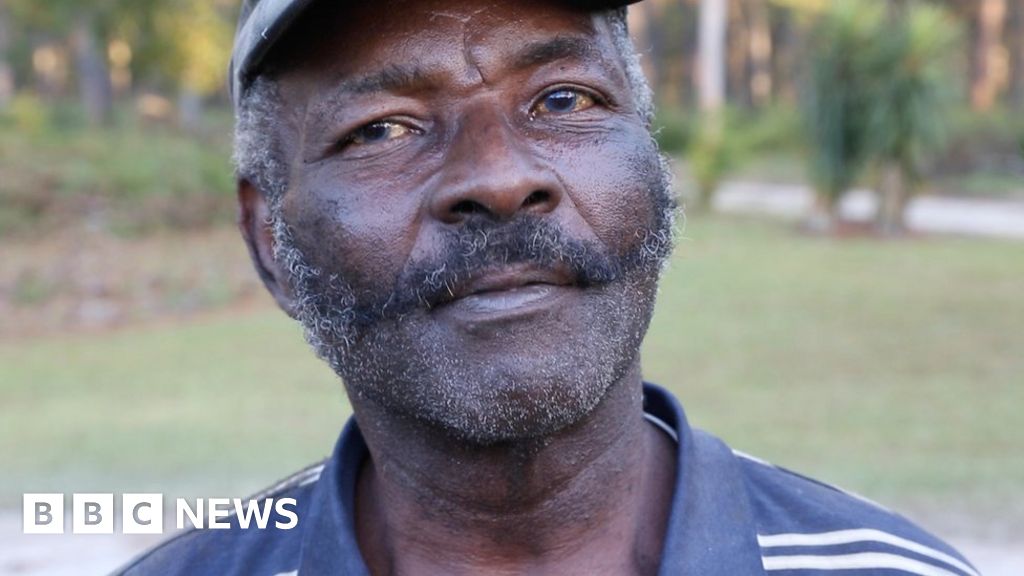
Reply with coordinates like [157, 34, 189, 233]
[116, 384, 977, 575]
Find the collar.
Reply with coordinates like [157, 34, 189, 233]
[643, 383, 766, 575]
[298, 383, 766, 575]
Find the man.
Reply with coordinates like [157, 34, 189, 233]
[118, 0, 977, 574]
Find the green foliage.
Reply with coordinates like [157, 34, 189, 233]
[800, 0, 961, 207]
[687, 121, 738, 209]
[940, 107, 1024, 177]
[861, 3, 960, 187]
[660, 105, 803, 207]
[4, 0, 239, 98]
[2, 92, 50, 135]
[729, 105, 803, 155]
[11, 271, 58, 307]
[0, 105, 235, 237]
[653, 109, 695, 155]
[800, 0, 881, 204]
[150, 0, 236, 95]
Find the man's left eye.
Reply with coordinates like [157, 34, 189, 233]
[343, 120, 415, 149]
[532, 88, 597, 116]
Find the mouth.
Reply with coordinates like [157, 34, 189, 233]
[434, 265, 576, 319]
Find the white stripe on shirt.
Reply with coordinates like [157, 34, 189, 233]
[643, 412, 679, 443]
[758, 529, 977, 576]
[762, 551, 965, 575]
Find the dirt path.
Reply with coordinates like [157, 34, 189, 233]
[714, 181, 1024, 240]
[1, 512, 1019, 575]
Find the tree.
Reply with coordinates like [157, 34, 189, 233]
[969, 0, 1007, 111]
[689, 0, 730, 212]
[1008, 0, 1024, 109]
[747, 0, 773, 107]
[70, 9, 113, 125]
[7, 0, 117, 124]
[865, 3, 959, 235]
[3, 0, 236, 127]
[698, 0, 728, 113]
[150, 0, 235, 130]
[800, 0, 879, 229]
[800, 0, 959, 235]
[0, 0, 13, 110]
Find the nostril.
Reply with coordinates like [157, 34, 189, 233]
[452, 199, 486, 215]
[523, 190, 550, 208]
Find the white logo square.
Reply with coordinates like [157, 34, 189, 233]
[122, 494, 164, 534]
[23, 494, 64, 534]
[73, 493, 114, 534]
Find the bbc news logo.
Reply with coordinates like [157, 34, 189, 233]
[23, 494, 298, 534]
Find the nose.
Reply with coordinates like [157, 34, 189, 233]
[429, 108, 563, 224]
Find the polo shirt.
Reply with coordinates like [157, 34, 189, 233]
[116, 383, 977, 575]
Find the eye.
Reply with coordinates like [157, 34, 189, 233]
[531, 88, 597, 117]
[343, 120, 416, 148]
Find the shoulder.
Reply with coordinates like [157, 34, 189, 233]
[732, 450, 979, 576]
[114, 462, 325, 576]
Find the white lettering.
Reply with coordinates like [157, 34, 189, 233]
[233, 499, 273, 529]
[274, 498, 298, 530]
[176, 498, 204, 529]
[207, 498, 231, 529]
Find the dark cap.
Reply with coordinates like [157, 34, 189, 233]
[229, 0, 642, 108]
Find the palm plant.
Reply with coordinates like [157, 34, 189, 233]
[801, 1, 960, 235]
[863, 4, 960, 235]
[800, 0, 882, 229]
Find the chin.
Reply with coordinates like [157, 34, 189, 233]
[429, 363, 622, 446]
[334, 280, 655, 445]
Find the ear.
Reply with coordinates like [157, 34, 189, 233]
[238, 179, 298, 318]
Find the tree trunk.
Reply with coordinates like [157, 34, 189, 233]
[1008, 0, 1024, 108]
[0, 0, 13, 110]
[803, 192, 838, 236]
[727, 0, 751, 108]
[876, 162, 909, 236]
[970, 0, 1008, 111]
[650, 1, 695, 110]
[772, 8, 798, 105]
[698, 0, 728, 113]
[70, 13, 113, 126]
[747, 0, 772, 108]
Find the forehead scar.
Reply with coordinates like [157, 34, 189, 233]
[427, 7, 488, 24]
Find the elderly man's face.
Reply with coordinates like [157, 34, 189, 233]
[264, 0, 674, 443]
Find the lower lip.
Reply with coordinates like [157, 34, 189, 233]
[439, 284, 573, 321]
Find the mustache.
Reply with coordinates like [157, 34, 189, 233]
[345, 216, 644, 327]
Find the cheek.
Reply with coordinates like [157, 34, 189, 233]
[283, 174, 423, 291]
[546, 125, 662, 250]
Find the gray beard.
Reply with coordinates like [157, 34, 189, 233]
[271, 153, 677, 445]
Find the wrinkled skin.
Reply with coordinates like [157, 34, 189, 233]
[238, 0, 677, 573]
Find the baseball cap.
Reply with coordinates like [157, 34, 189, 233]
[230, 0, 643, 108]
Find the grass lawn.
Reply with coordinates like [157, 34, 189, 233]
[2, 216, 1021, 532]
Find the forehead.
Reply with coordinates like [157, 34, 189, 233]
[266, 0, 615, 93]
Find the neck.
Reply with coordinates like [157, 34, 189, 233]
[352, 363, 676, 575]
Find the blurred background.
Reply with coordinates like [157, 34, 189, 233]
[0, 0, 1021, 574]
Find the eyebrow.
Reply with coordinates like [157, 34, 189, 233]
[336, 64, 430, 96]
[510, 36, 602, 71]
[326, 35, 603, 100]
